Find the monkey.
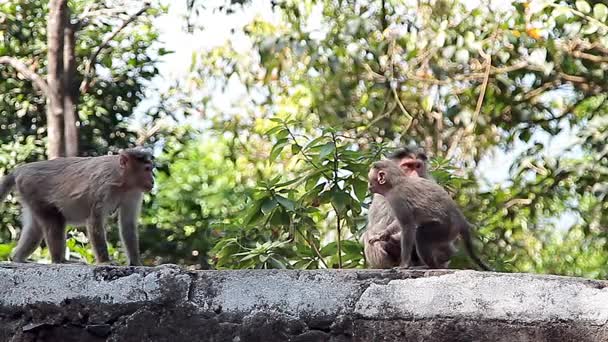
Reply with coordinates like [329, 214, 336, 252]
[368, 160, 491, 271]
[361, 146, 451, 268]
[0, 148, 154, 266]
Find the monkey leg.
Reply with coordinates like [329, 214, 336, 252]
[11, 206, 43, 263]
[86, 215, 111, 264]
[415, 221, 452, 269]
[39, 213, 67, 264]
[434, 242, 457, 268]
[399, 223, 416, 268]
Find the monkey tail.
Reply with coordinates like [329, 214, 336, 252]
[461, 224, 493, 272]
[0, 172, 16, 203]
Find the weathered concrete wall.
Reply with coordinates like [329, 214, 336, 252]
[0, 264, 607, 342]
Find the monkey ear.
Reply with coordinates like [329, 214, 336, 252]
[377, 170, 386, 185]
[119, 154, 129, 169]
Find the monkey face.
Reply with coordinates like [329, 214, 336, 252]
[368, 168, 387, 195]
[397, 155, 425, 178]
[137, 161, 155, 192]
[120, 151, 155, 192]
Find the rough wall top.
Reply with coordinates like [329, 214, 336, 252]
[1, 263, 608, 341]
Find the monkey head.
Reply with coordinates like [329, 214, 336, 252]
[368, 160, 404, 195]
[388, 147, 428, 178]
[119, 148, 155, 192]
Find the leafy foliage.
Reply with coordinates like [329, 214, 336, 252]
[1, 0, 608, 279]
[0, 0, 163, 260]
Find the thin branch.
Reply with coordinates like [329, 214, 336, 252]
[559, 72, 588, 84]
[80, 7, 129, 20]
[295, 228, 329, 268]
[522, 80, 559, 101]
[0, 56, 49, 95]
[547, 3, 608, 31]
[80, 3, 151, 93]
[136, 119, 165, 145]
[391, 87, 413, 130]
[446, 47, 492, 160]
[568, 50, 608, 63]
[470, 47, 492, 134]
[406, 60, 532, 86]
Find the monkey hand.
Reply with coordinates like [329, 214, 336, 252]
[368, 232, 391, 244]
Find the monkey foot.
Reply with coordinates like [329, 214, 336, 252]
[97, 261, 121, 266]
[62, 260, 88, 265]
[392, 265, 429, 270]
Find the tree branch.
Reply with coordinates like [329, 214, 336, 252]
[0, 56, 49, 95]
[446, 45, 493, 160]
[79, 3, 151, 93]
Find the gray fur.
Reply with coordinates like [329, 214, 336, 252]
[0, 148, 153, 265]
[362, 147, 431, 269]
[370, 160, 491, 271]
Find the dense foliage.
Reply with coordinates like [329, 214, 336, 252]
[1, 0, 607, 278]
[0, 0, 164, 260]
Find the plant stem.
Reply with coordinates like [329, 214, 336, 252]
[296, 228, 329, 269]
[331, 132, 343, 268]
[336, 213, 342, 268]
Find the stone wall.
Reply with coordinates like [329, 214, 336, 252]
[0, 263, 607, 341]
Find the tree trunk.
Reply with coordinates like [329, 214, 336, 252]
[63, 19, 79, 157]
[46, 0, 68, 159]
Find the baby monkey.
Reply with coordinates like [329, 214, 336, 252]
[368, 160, 491, 271]
[0, 148, 154, 265]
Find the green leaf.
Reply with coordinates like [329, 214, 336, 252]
[269, 208, 291, 225]
[594, 3, 608, 21]
[320, 242, 337, 257]
[576, 0, 591, 14]
[331, 191, 351, 214]
[303, 136, 327, 151]
[269, 138, 289, 162]
[276, 195, 296, 211]
[239, 253, 258, 262]
[275, 176, 303, 188]
[268, 175, 282, 187]
[268, 256, 287, 269]
[421, 95, 433, 112]
[318, 142, 335, 159]
[304, 171, 322, 190]
[261, 197, 278, 215]
[264, 126, 284, 135]
[243, 200, 263, 225]
[582, 23, 599, 35]
[352, 177, 369, 201]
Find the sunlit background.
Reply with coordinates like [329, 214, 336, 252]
[0, 0, 607, 277]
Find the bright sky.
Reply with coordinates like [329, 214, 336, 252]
[135, 0, 581, 229]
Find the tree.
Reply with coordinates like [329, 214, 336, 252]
[0, 0, 164, 261]
[0, 0, 153, 158]
[176, 0, 608, 276]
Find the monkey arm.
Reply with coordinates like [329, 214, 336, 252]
[118, 193, 143, 266]
[368, 220, 402, 244]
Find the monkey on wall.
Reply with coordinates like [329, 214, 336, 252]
[361, 146, 436, 268]
[368, 160, 491, 271]
[0, 148, 154, 266]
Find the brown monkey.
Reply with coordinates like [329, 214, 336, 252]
[0, 148, 154, 265]
[362, 147, 440, 268]
[368, 160, 491, 271]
